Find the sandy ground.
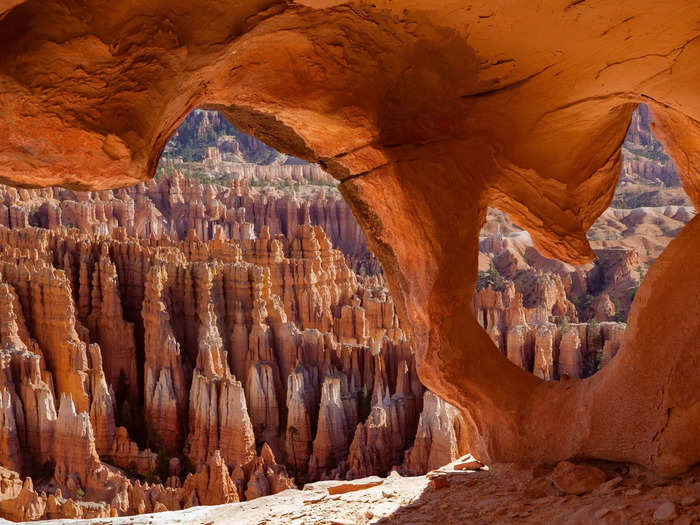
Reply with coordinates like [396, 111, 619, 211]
[17, 457, 700, 525]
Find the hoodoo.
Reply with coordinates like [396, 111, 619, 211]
[0, 0, 700, 522]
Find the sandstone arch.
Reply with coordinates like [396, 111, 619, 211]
[1, 0, 699, 475]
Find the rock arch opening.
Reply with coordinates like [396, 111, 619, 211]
[474, 104, 695, 381]
[0, 108, 474, 519]
[2, 1, 700, 520]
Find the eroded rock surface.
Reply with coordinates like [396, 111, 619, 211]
[2, 0, 700, 513]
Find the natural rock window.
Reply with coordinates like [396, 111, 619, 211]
[0, 110, 473, 519]
[474, 104, 695, 380]
[0, 100, 692, 519]
[2, 2, 700, 521]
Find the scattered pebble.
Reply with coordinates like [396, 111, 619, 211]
[428, 476, 450, 490]
[652, 501, 678, 521]
[454, 460, 483, 471]
[681, 496, 697, 506]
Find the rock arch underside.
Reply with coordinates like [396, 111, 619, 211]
[1, 0, 699, 479]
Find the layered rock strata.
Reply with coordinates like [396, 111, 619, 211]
[0, 171, 373, 273]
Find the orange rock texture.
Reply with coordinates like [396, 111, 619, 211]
[1, 0, 700, 505]
[0, 164, 686, 520]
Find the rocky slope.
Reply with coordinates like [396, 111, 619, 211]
[160, 110, 293, 166]
[156, 109, 336, 188]
[479, 203, 695, 330]
[613, 103, 691, 208]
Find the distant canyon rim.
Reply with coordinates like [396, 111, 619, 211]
[0, 1, 699, 523]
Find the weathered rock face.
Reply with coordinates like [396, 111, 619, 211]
[181, 451, 239, 507]
[284, 366, 315, 473]
[550, 460, 607, 495]
[472, 281, 626, 380]
[621, 103, 681, 189]
[346, 359, 421, 479]
[308, 376, 352, 478]
[477, 204, 695, 327]
[141, 265, 188, 455]
[532, 323, 556, 381]
[1, 0, 700, 508]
